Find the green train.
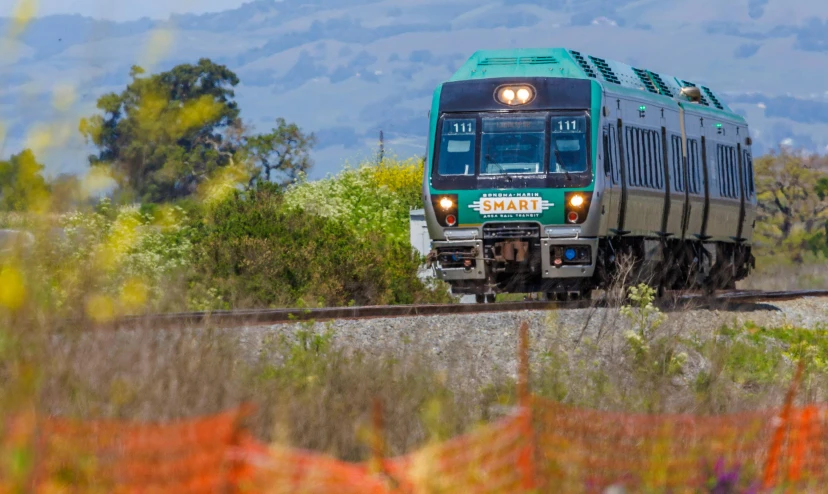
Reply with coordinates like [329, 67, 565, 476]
[423, 48, 756, 303]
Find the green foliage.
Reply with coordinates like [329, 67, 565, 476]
[79, 59, 316, 204]
[621, 284, 686, 381]
[245, 118, 316, 187]
[188, 180, 449, 309]
[284, 156, 424, 245]
[46, 198, 194, 314]
[0, 149, 50, 213]
[754, 148, 828, 260]
[80, 59, 244, 203]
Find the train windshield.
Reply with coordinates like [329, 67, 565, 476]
[550, 116, 588, 174]
[481, 116, 545, 175]
[436, 112, 588, 178]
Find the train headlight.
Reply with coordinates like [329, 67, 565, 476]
[564, 191, 592, 225]
[569, 194, 585, 208]
[495, 84, 536, 106]
[517, 88, 530, 102]
[432, 194, 459, 228]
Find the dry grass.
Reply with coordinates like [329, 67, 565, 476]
[740, 255, 828, 291]
[30, 322, 514, 462]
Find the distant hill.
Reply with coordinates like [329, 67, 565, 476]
[1, 0, 827, 179]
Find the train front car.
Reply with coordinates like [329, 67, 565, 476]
[423, 49, 603, 302]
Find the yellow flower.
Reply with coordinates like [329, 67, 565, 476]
[85, 294, 115, 323]
[0, 265, 26, 310]
[120, 278, 148, 313]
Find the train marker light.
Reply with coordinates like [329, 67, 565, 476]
[567, 211, 579, 223]
[439, 197, 454, 210]
[569, 194, 585, 208]
[495, 84, 536, 106]
[445, 214, 457, 226]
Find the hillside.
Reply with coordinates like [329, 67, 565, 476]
[1, 0, 827, 179]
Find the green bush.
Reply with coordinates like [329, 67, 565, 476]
[188, 182, 449, 309]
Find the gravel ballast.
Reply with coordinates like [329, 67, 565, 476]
[229, 297, 828, 383]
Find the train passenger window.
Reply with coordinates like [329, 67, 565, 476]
[625, 127, 636, 186]
[653, 131, 664, 189]
[671, 135, 684, 192]
[602, 128, 611, 176]
[715, 144, 740, 198]
[609, 125, 621, 184]
[716, 145, 722, 197]
[635, 129, 647, 187]
[481, 116, 545, 175]
[437, 118, 476, 175]
[642, 130, 651, 188]
[687, 139, 700, 194]
[743, 150, 755, 197]
[603, 125, 620, 184]
[649, 132, 655, 189]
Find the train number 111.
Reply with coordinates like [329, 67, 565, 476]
[453, 122, 473, 133]
[558, 120, 577, 131]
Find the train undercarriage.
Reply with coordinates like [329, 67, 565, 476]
[429, 232, 755, 302]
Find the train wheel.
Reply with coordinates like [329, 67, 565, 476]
[580, 288, 593, 301]
[486, 293, 496, 304]
[475, 294, 485, 304]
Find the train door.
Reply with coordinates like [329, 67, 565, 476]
[699, 117, 711, 239]
[740, 143, 757, 242]
[601, 116, 622, 234]
[677, 104, 691, 240]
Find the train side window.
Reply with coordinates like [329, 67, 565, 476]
[715, 145, 721, 197]
[655, 131, 664, 189]
[647, 129, 655, 188]
[635, 129, 647, 187]
[640, 129, 648, 188]
[602, 127, 611, 176]
[632, 127, 639, 187]
[624, 127, 632, 186]
[649, 131, 657, 189]
[647, 131, 653, 189]
[687, 139, 695, 194]
[694, 140, 699, 194]
[626, 127, 637, 186]
[727, 147, 742, 197]
[727, 146, 742, 198]
[743, 150, 754, 197]
[610, 125, 620, 184]
[636, 128, 645, 187]
[716, 144, 725, 198]
[671, 135, 683, 192]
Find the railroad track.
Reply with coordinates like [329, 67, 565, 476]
[100, 289, 828, 331]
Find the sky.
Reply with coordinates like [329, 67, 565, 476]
[0, 0, 253, 21]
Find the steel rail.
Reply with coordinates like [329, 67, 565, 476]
[92, 289, 828, 331]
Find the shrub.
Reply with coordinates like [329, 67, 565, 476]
[188, 182, 448, 309]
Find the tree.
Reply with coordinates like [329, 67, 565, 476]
[754, 147, 828, 258]
[79, 59, 243, 203]
[245, 118, 316, 188]
[0, 149, 50, 212]
[48, 174, 85, 212]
